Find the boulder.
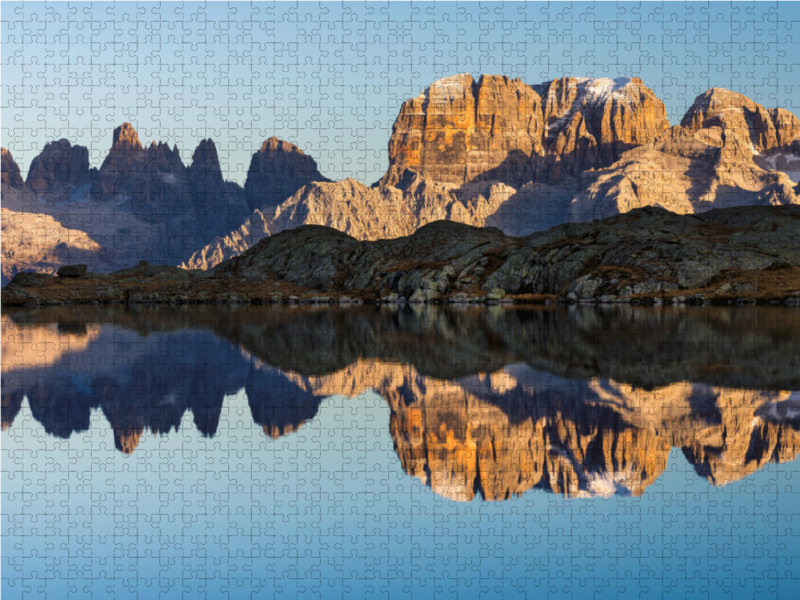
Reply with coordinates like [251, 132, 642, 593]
[57, 264, 88, 278]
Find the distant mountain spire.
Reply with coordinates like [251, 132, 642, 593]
[1, 148, 24, 188]
[243, 137, 329, 211]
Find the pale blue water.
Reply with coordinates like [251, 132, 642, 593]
[3, 306, 800, 599]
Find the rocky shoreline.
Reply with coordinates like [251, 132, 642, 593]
[3, 204, 800, 308]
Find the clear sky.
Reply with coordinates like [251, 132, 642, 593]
[3, 1, 800, 185]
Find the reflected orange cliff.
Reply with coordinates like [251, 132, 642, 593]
[2, 305, 799, 497]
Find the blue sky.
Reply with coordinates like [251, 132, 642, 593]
[3, 1, 800, 185]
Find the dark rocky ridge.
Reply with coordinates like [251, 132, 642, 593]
[211, 204, 800, 301]
[3, 205, 799, 307]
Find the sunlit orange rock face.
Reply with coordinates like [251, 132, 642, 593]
[383, 74, 544, 187]
[538, 76, 670, 182]
[386, 371, 800, 500]
[681, 88, 800, 153]
[387, 376, 671, 501]
[382, 74, 669, 187]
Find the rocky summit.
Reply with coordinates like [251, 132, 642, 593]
[4, 73, 800, 282]
[2, 148, 25, 188]
[244, 137, 329, 212]
[381, 74, 670, 188]
[4, 205, 799, 307]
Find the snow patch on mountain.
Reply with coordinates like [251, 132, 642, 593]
[579, 77, 634, 104]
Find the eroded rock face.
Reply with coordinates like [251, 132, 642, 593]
[381, 74, 669, 188]
[535, 77, 670, 182]
[1, 148, 24, 188]
[244, 137, 329, 211]
[25, 139, 95, 194]
[770, 108, 800, 147]
[382, 74, 545, 187]
[571, 124, 800, 220]
[681, 88, 800, 154]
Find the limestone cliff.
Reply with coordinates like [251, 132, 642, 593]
[381, 74, 545, 187]
[571, 124, 799, 221]
[381, 74, 669, 188]
[681, 88, 800, 153]
[536, 76, 670, 182]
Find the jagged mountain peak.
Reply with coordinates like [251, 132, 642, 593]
[111, 122, 143, 152]
[681, 88, 800, 153]
[244, 136, 329, 211]
[25, 138, 94, 194]
[189, 139, 221, 173]
[1, 147, 24, 188]
[259, 136, 305, 154]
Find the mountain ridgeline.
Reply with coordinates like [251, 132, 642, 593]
[3, 74, 800, 282]
[1, 127, 327, 284]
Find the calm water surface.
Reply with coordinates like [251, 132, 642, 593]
[3, 305, 800, 599]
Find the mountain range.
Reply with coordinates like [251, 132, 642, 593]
[3, 74, 800, 283]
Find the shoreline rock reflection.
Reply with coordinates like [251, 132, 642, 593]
[3, 305, 799, 498]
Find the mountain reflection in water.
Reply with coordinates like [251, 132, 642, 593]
[3, 305, 800, 499]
